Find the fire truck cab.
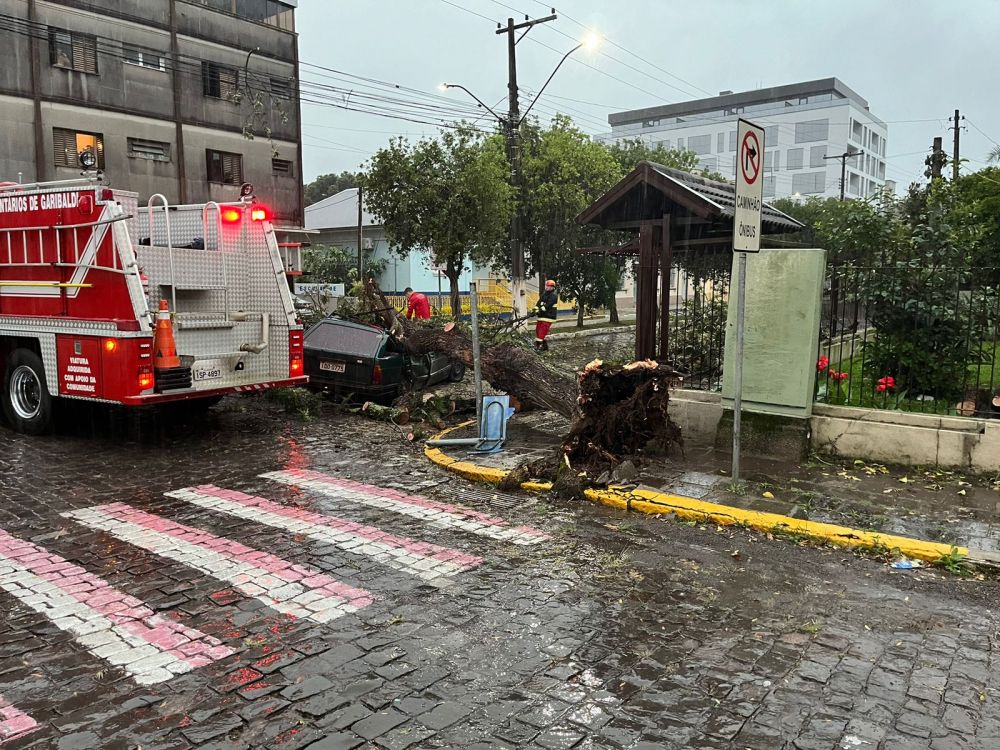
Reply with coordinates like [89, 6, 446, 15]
[0, 175, 307, 434]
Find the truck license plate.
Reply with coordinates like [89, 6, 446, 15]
[193, 360, 224, 382]
[319, 360, 346, 373]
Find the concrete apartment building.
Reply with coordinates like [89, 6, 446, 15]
[0, 0, 303, 222]
[601, 78, 889, 201]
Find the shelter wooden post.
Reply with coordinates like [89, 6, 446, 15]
[658, 214, 672, 361]
[636, 221, 658, 360]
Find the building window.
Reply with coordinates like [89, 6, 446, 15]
[787, 148, 804, 170]
[763, 125, 778, 147]
[763, 151, 775, 171]
[272, 158, 293, 177]
[688, 134, 712, 155]
[202, 62, 239, 100]
[762, 176, 775, 198]
[809, 145, 827, 168]
[728, 130, 738, 151]
[794, 119, 829, 143]
[698, 156, 718, 173]
[123, 45, 165, 71]
[717, 132, 725, 153]
[848, 172, 861, 195]
[791, 171, 826, 195]
[128, 138, 171, 162]
[206, 149, 243, 184]
[641, 119, 660, 128]
[270, 77, 292, 100]
[49, 28, 98, 74]
[54, 128, 104, 169]
[657, 139, 671, 149]
[676, 137, 685, 150]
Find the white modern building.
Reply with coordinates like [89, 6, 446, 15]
[601, 78, 888, 201]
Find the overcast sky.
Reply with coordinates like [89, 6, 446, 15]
[296, 0, 1000, 189]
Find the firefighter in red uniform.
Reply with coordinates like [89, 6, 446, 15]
[404, 287, 432, 320]
[533, 279, 558, 351]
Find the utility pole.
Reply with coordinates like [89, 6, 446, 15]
[496, 12, 556, 319]
[950, 109, 964, 181]
[823, 149, 863, 201]
[357, 185, 364, 279]
[925, 137, 946, 180]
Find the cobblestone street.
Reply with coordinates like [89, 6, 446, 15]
[0, 399, 998, 749]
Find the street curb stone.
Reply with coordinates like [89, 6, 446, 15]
[424, 422, 969, 564]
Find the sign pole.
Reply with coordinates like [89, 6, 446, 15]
[732, 251, 747, 482]
[470, 281, 484, 434]
[731, 118, 765, 485]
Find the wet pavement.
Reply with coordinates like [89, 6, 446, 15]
[533, 329, 1000, 555]
[0, 397, 998, 749]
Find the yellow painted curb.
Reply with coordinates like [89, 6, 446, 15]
[424, 424, 967, 564]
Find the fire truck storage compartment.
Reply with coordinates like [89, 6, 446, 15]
[55, 336, 104, 399]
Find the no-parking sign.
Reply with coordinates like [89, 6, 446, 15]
[734, 118, 764, 253]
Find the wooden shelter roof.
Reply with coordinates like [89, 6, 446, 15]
[576, 161, 804, 253]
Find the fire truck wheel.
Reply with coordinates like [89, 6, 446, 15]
[3, 349, 53, 435]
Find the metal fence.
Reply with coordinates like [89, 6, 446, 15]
[658, 251, 1000, 422]
[662, 257, 731, 391]
[816, 260, 1000, 417]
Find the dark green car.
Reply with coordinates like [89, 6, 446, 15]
[304, 318, 465, 401]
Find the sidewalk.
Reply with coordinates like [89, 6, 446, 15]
[428, 411, 1000, 562]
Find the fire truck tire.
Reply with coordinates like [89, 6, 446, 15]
[2, 349, 53, 435]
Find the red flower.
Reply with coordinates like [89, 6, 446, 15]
[830, 370, 849, 382]
[876, 375, 896, 393]
[817, 355, 830, 373]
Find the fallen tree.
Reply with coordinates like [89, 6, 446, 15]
[358, 279, 683, 477]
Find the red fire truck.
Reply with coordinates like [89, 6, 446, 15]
[0, 176, 307, 434]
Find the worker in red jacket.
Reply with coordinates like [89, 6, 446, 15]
[533, 279, 558, 351]
[404, 287, 432, 320]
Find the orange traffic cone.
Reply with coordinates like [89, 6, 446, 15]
[153, 299, 181, 369]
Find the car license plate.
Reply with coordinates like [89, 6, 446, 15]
[192, 360, 224, 382]
[320, 360, 346, 373]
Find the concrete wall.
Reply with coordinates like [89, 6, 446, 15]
[0, 0, 302, 221]
[812, 405, 1000, 474]
[669, 388, 1000, 474]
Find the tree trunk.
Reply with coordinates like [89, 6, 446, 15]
[609, 295, 620, 324]
[362, 280, 578, 419]
[446, 260, 461, 319]
[576, 301, 585, 327]
[358, 279, 686, 477]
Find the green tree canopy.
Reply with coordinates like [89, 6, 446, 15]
[604, 137, 699, 175]
[304, 171, 363, 207]
[362, 126, 512, 316]
[519, 116, 624, 326]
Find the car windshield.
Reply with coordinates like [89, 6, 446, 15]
[306, 322, 383, 358]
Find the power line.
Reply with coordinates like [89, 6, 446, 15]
[527, 0, 712, 98]
[966, 118, 1000, 149]
[483, 0, 704, 100]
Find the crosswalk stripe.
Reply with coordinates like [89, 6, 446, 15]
[64, 504, 374, 624]
[0, 695, 38, 745]
[0, 529, 232, 686]
[165, 485, 483, 581]
[262, 469, 550, 545]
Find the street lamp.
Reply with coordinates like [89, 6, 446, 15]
[440, 84, 504, 124]
[441, 31, 601, 318]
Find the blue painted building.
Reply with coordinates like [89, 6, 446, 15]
[304, 188, 491, 295]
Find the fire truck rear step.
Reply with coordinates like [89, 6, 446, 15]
[154, 366, 193, 392]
